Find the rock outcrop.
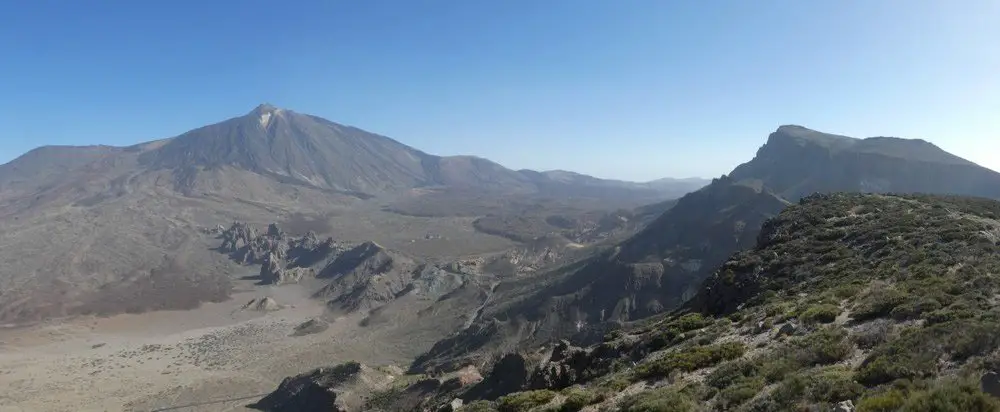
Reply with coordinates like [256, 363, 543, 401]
[293, 318, 330, 336]
[242, 297, 282, 312]
[250, 362, 392, 412]
[219, 222, 337, 285]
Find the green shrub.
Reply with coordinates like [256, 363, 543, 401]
[706, 359, 759, 388]
[716, 377, 765, 409]
[596, 374, 631, 392]
[831, 283, 864, 299]
[899, 379, 1000, 412]
[758, 356, 800, 383]
[799, 304, 842, 324]
[796, 327, 853, 366]
[619, 386, 698, 412]
[889, 298, 942, 320]
[924, 305, 976, 325]
[635, 342, 746, 379]
[497, 390, 557, 412]
[463, 400, 499, 412]
[603, 329, 625, 342]
[856, 319, 1000, 386]
[559, 388, 603, 412]
[852, 286, 908, 321]
[804, 367, 864, 403]
[673, 313, 713, 332]
[856, 389, 906, 412]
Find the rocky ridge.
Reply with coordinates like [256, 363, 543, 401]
[407, 126, 1000, 376]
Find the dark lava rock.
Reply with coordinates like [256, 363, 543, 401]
[293, 318, 330, 336]
[463, 353, 531, 401]
[249, 362, 362, 412]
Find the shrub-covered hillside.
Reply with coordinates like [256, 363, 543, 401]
[259, 193, 1000, 411]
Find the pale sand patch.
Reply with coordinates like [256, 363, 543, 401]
[0, 281, 418, 412]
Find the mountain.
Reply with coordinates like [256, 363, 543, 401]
[321, 192, 1000, 412]
[409, 125, 1000, 373]
[0, 104, 696, 324]
[729, 125, 1000, 200]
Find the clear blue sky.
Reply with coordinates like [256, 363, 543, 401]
[1, 1, 997, 181]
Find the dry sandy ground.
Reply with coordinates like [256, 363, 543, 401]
[0, 280, 422, 412]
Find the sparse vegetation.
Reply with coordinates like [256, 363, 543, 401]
[619, 386, 701, 412]
[798, 303, 841, 324]
[558, 387, 605, 412]
[496, 390, 557, 412]
[634, 341, 746, 380]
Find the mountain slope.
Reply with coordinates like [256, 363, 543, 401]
[305, 193, 1000, 412]
[139, 104, 438, 194]
[410, 125, 1000, 373]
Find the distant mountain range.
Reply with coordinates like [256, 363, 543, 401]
[0, 104, 701, 199]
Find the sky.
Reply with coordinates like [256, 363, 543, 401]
[0, 1, 997, 181]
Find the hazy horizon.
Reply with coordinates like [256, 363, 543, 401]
[1, 0, 997, 181]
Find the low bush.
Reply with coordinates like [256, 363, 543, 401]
[619, 386, 699, 412]
[852, 285, 907, 321]
[805, 367, 864, 403]
[497, 390, 557, 412]
[857, 389, 906, 412]
[706, 359, 759, 389]
[635, 342, 746, 380]
[856, 319, 1000, 386]
[715, 377, 765, 409]
[889, 298, 942, 321]
[559, 388, 604, 412]
[799, 304, 842, 324]
[897, 379, 1000, 412]
[796, 327, 853, 366]
[463, 400, 498, 412]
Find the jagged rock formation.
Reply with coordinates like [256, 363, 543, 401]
[218, 222, 338, 285]
[314, 242, 424, 312]
[260, 253, 316, 285]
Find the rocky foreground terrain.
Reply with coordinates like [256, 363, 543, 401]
[255, 193, 1000, 411]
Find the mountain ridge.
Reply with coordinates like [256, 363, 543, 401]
[407, 123, 1000, 374]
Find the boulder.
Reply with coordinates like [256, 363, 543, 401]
[243, 297, 282, 312]
[775, 321, 799, 338]
[250, 362, 363, 412]
[832, 400, 855, 412]
[293, 318, 330, 336]
[982, 371, 1000, 399]
[463, 353, 531, 401]
[249, 362, 393, 412]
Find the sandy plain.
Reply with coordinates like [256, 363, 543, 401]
[0, 278, 422, 412]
